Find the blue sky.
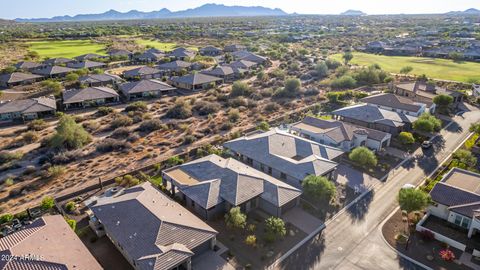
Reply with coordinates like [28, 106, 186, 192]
[2, 0, 479, 19]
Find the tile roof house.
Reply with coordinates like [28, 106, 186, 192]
[119, 79, 176, 100]
[229, 60, 258, 70]
[43, 57, 74, 66]
[0, 72, 43, 88]
[133, 51, 166, 63]
[170, 73, 223, 91]
[75, 53, 105, 61]
[0, 96, 56, 122]
[67, 60, 106, 70]
[14, 61, 44, 71]
[88, 182, 217, 270]
[157, 60, 192, 74]
[163, 154, 301, 220]
[416, 168, 480, 255]
[224, 128, 343, 189]
[394, 81, 464, 108]
[290, 116, 391, 152]
[123, 66, 163, 80]
[78, 73, 123, 87]
[231, 51, 269, 65]
[201, 65, 238, 82]
[31, 65, 76, 78]
[168, 47, 196, 60]
[62, 86, 119, 109]
[199, 46, 222, 56]
[0, 215, 102, 270]
[360, 93, 428, 117]
[331, 104, 417, 135]
[224, 44, 247, 52]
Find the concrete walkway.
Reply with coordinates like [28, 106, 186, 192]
[192, 250, 235, 270]
[384, 146, 409, 159]
[459, 252, 480, 270]
[282, 206, 323, 234]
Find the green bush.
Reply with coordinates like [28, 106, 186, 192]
[41, 196, 55, 211]
[302, 175, 336, 202]
[49, 115, 91, 150]
[66, 219, 76, 231]
[331, 75, 356, 89]
[0, 213, 13, 224]
[398, 132, 415, 145]
[349, 146, 377, 167]
[230, 81, 253, 97]
[65, 201, 76, 212]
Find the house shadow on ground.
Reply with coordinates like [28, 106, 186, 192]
[278, 234, 326, 270]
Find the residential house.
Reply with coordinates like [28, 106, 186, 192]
[365, 41, 387, 53]
[157, 60, 192, 75]
[120, 79, 176, 100]
[224, 44, 247, 52]
[14, 61, 43, 71]
[75, 53, 104, 61]
[162, 154, 302, 219]
[67, 60, 106, 70]
[231, 51, 269, 65]
[79, 73, 123, 87]
[107, 49, 132, 59]
[360, 93, 428, 116]
[199, 46, 222, 56]
[0, 72, 43, 88]
[31, 65, 76, 78]
[331, 104, 417, 135]
[168, 47, 196, 60]
[201, 66, 237, 82]
[170, 73, 223, 91]
[43, 57, 74, 66]
[229, 59, 258, 70]
[88, 182, 217, 270]
[417, 168, 480, 256]
[133, 50, 166, 63]
[62, 86, 119, 109]
[0, 215, 102, 270]
[290, 116, 391, 152]
[0, 96, 56, 122]
[394, 81, 464, 107]
[223, 128, 343, 189]
[123, 66, 163, 80]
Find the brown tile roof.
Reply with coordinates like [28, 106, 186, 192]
[0, 215, 102, 270]
[360, 93, 423, 113]
[0, 97, 56, 114]
[62, 87, 118, 104]
[0, 72, 43, 84]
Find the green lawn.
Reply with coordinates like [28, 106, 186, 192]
[135, 39, 177, 51]
[330, 52, 480, 83]
[27, 40, 107, 59]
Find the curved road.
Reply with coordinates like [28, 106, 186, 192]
[279, 108, 480, 270]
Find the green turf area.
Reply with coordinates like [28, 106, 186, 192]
[27, 40, 107, 59]
[330, 52, 480, 83]
[135, 39, 177, 51]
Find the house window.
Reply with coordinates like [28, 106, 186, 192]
[191, 200, 195, 208]
[462, 218, 471, 228]
[454, 215, 462, 226]
[280, 172, 287, 180]
[260, 164, 264, 171]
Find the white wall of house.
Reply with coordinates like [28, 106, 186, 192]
[427, 204, 450, 220]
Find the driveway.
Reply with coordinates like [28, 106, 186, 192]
[283, 206, 323, 234]
[335, 164, 380, 193]
[192, 250, 235, 270]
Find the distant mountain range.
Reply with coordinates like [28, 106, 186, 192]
[445, 8, 480, 15]
[341, 10, 366, 16]
[15, 4, 288, 22]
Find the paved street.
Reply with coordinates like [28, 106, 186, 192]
[278, 108, 480, 270]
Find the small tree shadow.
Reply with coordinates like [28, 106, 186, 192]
[346, 189, 374, 223]
[279, 233, 326, 270]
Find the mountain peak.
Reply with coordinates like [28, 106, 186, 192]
[341, 9, 366, 16]
[15, 4, 287, 22]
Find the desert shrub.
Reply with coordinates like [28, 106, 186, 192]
[66, 219, 77, 230]
[193, 100, 220, 115]
[27, 119, 48, 131]
[49, 115, 91, 150]
[125, 101, 148, 112]
[245, 235, 257, 247]
[331, 75, 357, 89]
[110, 115, 133, 129]
[127, 133, 141, 142]
[398, 132, 415, 145]
[22, 131, 39, 143]
[229, 97, 248, 108]
[110, 127, 130, 139]
[139, 119, 164, 133]
[165, 156, 184, 167]
[0, 151, 23, 165]
[97, 106, 114, 116]
[220, 122, 234, 131]
[115, 174, 140, 187]
[183, 135, 196, 145]
[52, 151, 82, 164]
[0, 213, 13, 224]
[96, 138, 131, 153]
[230, 81, 253, 97]
[48, 165, 66, 179]
[264, 102, 279, 112]
[325, 59, 341, 69]
[82, 120, 100, 132]
[228, 109, 240, 123]
[4, 178, 14, 187]
[65, 201, 76, 212]
[165, 101, 192, 119]
[256, 121, 270, 131]
[41, 196, 55, 210]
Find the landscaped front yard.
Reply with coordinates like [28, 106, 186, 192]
[207, 210, 306, 269]
[382, 210, 473, 270]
